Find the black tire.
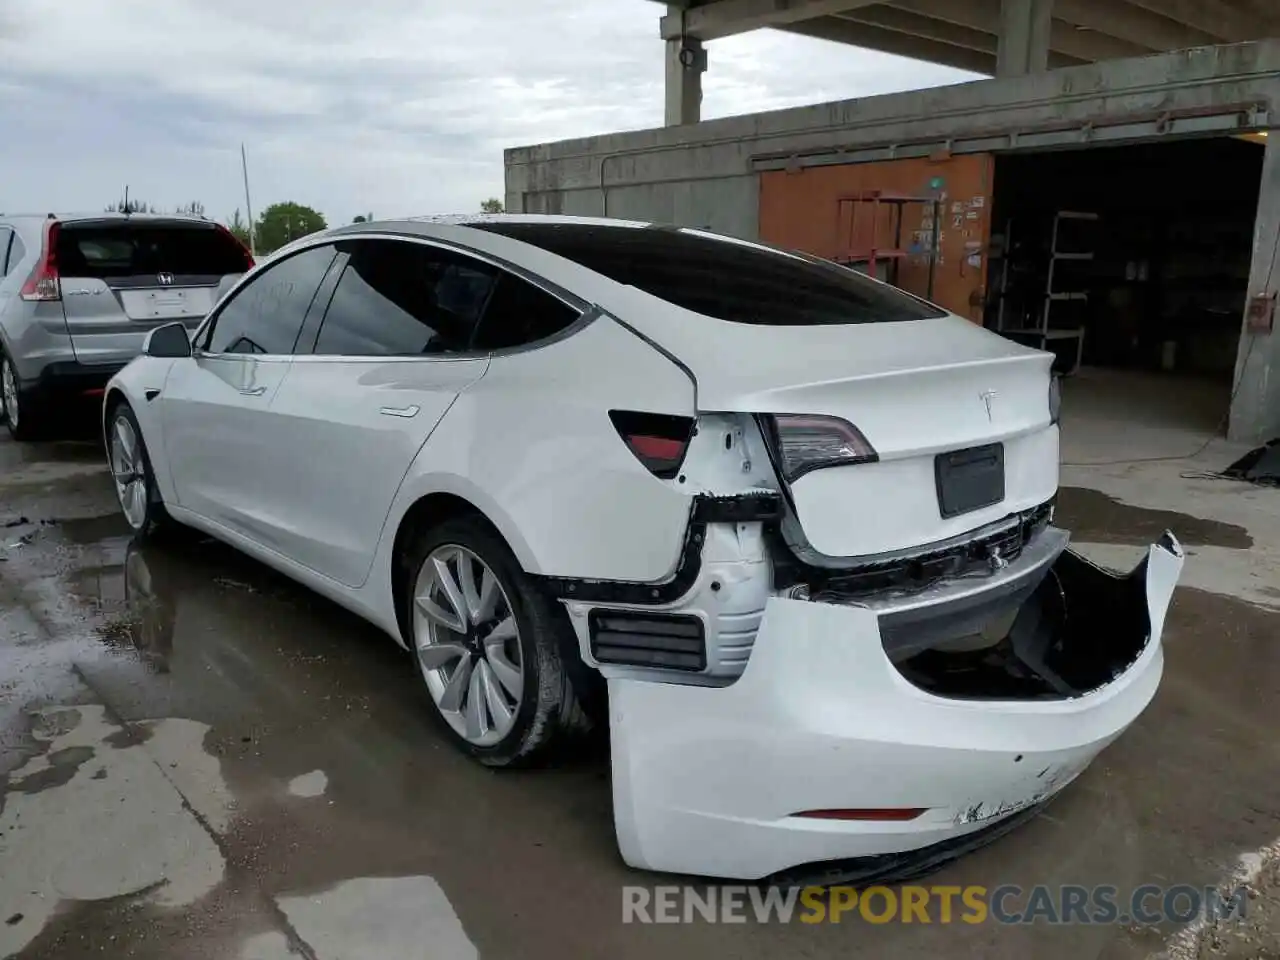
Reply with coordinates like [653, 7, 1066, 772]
[402, 515, 596, 768]
[105, 400, 181, 541]
[1, 353, 51, 442]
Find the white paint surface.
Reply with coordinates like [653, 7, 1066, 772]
[0, 705, 232, 955]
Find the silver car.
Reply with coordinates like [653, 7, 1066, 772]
[0, 213, 253, 440]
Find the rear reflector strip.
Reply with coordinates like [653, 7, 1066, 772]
[589, 610, 706, 671]
[793, 808, 928, 822]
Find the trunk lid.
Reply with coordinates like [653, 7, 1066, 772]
[56, 218, 251, 365]
[629, 307, 1058, 558]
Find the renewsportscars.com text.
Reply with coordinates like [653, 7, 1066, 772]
[622, 884, 1249, 926]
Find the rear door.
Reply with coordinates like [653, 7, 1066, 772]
[161, 244, 338, 542]
[57, 218, 253, 367]
[267, 236, 582, 587]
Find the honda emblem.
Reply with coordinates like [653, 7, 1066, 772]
[157, 272, 174, 286]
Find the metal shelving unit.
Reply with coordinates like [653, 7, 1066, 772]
[995, 210, 1095, 375]
[834, 191, 940, 299]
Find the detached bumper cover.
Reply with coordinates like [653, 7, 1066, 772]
[608, 534, 1183, 881]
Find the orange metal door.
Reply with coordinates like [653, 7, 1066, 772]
[759, 155, 994, 322]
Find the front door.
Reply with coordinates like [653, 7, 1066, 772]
[162, 244, 338, 545]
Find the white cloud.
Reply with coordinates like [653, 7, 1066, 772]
[0, 0, 978, 225]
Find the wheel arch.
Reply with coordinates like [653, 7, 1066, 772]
[388, 486, 538, 647]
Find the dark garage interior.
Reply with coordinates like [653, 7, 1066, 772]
[986, 137, 1265, 402]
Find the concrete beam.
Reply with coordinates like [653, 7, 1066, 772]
[893, 0, 1158, 61]
[1054, 0, 1219, 51]
[658, 0, 880, 41]
[837, 6, 1001, 55]
[997, 0, 1053, 76]
[778, 16, 997, 73]
[1122, 0, 1268, 43]
[664, 34, 706, 125]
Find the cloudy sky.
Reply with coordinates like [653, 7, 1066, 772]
[0, 0, 978, 227]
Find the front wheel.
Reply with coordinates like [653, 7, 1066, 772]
[404, 517, 595, 767]
[107, 402, 178, 540]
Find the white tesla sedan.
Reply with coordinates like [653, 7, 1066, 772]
[103, 216, 1183, 882]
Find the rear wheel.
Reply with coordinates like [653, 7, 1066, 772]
[107, 401, 178, 540]
[404, 517, 595, 767]
[1, 354, 50, 441]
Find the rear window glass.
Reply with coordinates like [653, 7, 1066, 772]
[57, 224, 247, 278]
[472, 223, 945, 325]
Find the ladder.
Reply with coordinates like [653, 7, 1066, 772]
[997, 211, 1095, 375]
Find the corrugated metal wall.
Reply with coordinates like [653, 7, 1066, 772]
[758, 155, 995, 321]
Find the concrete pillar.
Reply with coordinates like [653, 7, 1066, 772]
[664, 36, 706, 126]
[1228, 133, 1280, 444]
[997, 0, 1053, 77]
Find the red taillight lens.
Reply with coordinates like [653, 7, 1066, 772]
[216, 223, 255, 270]
[610, 410, 694, 479]
[771, 413, 877, 482]
[793, 808, 928, 822]
[20, 220, 61, 302]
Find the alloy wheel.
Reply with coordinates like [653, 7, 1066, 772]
[110, 415, 149, 530]
[412, 545, 525, 747]
[1, 359, 18, 429]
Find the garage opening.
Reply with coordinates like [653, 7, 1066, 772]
[985, 136, 1266, 435]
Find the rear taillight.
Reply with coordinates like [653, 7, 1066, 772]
[216, 223, 255, 270]
[610, 410, 694, 479]
[20, 220, 61, 302]
[770, 414, 877, 481]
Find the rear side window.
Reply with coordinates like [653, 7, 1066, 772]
[314, 239, 498, 356]
[57, 223, 251, 280]
[471, 273, 580, 351]
[205, 245, 336, 355]
[473, 222, 945, 325]
[0, 228, 12, 277]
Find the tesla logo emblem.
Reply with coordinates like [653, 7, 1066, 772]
[157, 272, 174, 286]
[980, 390, 998, 421]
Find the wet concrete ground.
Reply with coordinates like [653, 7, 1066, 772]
[2, 424, 1280, 959]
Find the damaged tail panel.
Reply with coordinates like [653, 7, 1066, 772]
[608, 533, 1184, 882]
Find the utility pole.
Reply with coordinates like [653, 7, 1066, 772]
[240, 144, 257, 258]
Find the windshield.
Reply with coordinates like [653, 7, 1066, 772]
[472, 222, 945, 325]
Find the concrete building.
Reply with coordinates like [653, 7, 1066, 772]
[505, 2, 1280, 443]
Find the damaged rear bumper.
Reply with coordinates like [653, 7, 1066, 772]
[608, 531, 1183, 881]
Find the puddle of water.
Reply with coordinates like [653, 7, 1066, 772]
[0, 705, 232, 956]
[1057, 486, 1253, 549]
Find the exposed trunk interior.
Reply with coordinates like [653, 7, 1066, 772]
[891, 546, 1156, 701]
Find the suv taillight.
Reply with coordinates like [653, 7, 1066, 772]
[770, 414, 877, 481]
[20, 220, 61, 302]
[610, 410, 694, 479]
[216, 223, 255, 270]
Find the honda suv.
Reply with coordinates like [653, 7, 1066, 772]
[0, 213, 254, 439]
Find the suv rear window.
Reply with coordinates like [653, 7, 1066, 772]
[57, 222, 250, 279]
[472, 222, 946, 325]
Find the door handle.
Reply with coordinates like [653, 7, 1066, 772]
[379, 404, 420, 418]
[239, 386, 267, 397]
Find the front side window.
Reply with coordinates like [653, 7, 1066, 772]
[313, 239, 497, 357]
[204, 245, 337, 355]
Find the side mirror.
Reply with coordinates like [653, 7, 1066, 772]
[144, 322, 193, 359]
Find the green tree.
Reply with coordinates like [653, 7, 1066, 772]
[254, 202, 327, 253]
[480, 198, 504, 214]
[225, 209, 253, 249]
[174, 200, 207, 218]
[105, 197, 156, 214]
